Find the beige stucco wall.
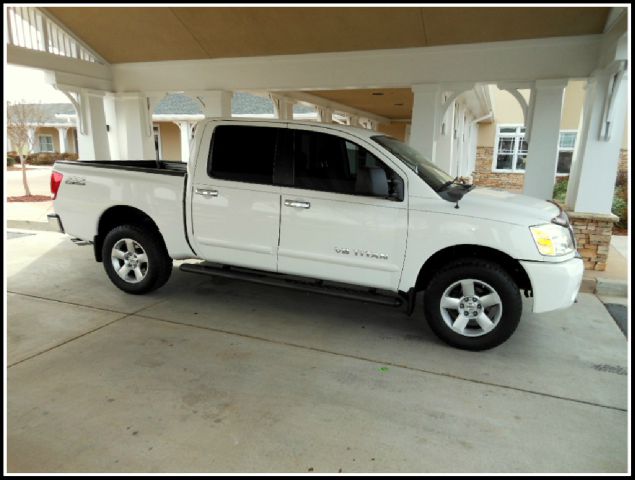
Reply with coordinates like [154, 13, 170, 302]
[157, 122, 181, 161]
[560, 80, 585, 130]
[36, 127, 60, 152]
[32, 126, 77, 153]
[476, 122, 496, 148]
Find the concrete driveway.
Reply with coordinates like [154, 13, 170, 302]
[7, 230, 628, 473]
[7, 165, 53, 197]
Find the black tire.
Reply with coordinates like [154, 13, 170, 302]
[422, 259, 522, 351]
[102, 224, 172, 294]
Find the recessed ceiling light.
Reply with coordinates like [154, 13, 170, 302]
[372, 92, 384, 96]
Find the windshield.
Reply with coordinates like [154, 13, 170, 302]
[371, 135, 453, 192]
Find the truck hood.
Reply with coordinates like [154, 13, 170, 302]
[451, 187, 561, 225]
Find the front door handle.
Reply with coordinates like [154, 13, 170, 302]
[195, 187, 218, 198]
[284, 199, 311, 209]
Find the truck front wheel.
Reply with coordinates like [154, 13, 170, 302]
[422, 259, 522, 350]
[102, 225, 172, 294]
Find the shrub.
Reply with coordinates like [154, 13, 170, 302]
[613, 185, 628, 230]
[552, 178, 568, 203]
[7, 155, 18, 167]
[26, 153, 60, 165]
[553, 177, 628, 230]
[22, 152, 77, 165]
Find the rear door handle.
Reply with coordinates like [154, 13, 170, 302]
[195, 187, 218, 198]
[284, 199, 311, 209]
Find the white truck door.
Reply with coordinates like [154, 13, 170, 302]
[278, 128, 408, 291]
[190, 123, 283, 272]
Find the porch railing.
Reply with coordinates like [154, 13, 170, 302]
[6, 6, 105, 64]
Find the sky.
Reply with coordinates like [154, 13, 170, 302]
[5, 65, 71, 103]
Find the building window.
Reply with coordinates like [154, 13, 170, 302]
[557, 131, 577, 175]
[38, 135, 54, 153]
[493, 126, 527, 172]
[493, 126, 576, 174]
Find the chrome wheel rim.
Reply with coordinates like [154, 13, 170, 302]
[111, 238, 149, 284]
[439, 278, 503, 337]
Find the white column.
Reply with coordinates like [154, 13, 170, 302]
[316, 106, 333, 124]
[271, 94, 294, 120]
[56, 127, 69, 154]
[435, 99, 455, 176]
[68, 128, 77, 154]
[522, 79, 567, 199]
[113, 93, 157, 160]
[176, 121, 193, 162]
[27, 127, 37, 153]
[467, 120, 478, 176]
[410, 84, 443, 164]
[192, 90, 232, 118]
[75, 90, 111, 160]
[566, 65, 628, 214]
[103, 94, 120, 160]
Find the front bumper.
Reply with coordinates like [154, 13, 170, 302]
[520, 257, 584, 314]
[47, 213, 65, 233]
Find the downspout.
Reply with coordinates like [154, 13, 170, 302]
[471, 111, 493, 125]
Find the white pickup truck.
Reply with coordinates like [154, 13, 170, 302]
[49, 119, 584, 350]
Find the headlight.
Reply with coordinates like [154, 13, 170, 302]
[530, 223, 575, 256]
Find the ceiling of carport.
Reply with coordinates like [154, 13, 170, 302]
[301, 88, 414, 120]
[44, 7, 610, 64]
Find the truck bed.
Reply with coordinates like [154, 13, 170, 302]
[52, 159, 192, 259]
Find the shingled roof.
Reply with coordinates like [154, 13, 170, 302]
[155, 92, 314, 115]
[154, 92, 280, 115]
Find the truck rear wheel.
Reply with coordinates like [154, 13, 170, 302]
[102, 225, 172, 294]
[422, 259, 522, 350]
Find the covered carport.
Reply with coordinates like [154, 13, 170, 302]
[7, 6, 628, 269]
[6, 5, 629, 473]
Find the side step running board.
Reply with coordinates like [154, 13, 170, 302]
[71, 238, 92, 246]
[180, 262, 403, 307]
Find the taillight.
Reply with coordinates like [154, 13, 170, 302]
[51, 171, 64, 200]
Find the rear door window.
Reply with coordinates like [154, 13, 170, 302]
[208, 125, 280, 185]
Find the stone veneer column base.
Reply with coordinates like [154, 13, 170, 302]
[566, 210, 619, 271]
